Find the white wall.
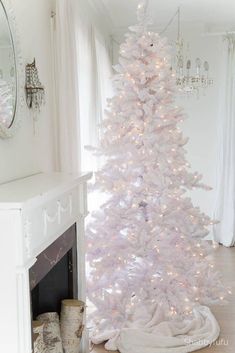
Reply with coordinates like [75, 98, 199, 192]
[111, 27, 225, 221]
[0, 0, 55, 184]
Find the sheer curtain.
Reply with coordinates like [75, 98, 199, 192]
[52, 1, 113, 174]
[75, 21, 113, 172]
[52, 0, 81, 173]
[75, 23, 113, 213]
[93, 28, 113, 137]
[213, 35, 235, 247]
[75, 19, 96, 172]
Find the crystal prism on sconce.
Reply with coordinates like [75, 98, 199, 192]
[25, 59, 45, 111]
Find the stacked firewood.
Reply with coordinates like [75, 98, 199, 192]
[32, 300, 85, 353]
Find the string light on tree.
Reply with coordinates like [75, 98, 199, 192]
[87, 0, 228, 351]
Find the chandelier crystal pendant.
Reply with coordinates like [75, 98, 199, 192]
[173, 8, 213, 96]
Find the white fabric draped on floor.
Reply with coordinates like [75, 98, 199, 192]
[92, 306, 219, 353]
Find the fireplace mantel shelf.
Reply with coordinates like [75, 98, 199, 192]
[0, 172, 91, 353]
[0, 172, 92, 209]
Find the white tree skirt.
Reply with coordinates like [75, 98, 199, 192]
[91, 306, 220, 353]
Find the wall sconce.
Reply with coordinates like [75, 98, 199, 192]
[25, 59, 45, 111]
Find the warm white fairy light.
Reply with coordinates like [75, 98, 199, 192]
[87, 0, 228, 343]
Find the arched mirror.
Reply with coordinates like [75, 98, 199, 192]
[0, 0, 21, 138]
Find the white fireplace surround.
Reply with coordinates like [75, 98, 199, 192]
[0, 172, 92, 353]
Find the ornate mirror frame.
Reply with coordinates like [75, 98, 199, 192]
[0, 0, 24, 139]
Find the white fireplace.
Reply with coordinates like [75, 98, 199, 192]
[0, 172, 92, 353]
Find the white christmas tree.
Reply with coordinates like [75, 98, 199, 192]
[87, 1, 228, 351]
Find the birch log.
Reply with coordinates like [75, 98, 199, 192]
[60, 300, 85, 353]
[37, 312, 63, 353]
[32, 321, 46, 353]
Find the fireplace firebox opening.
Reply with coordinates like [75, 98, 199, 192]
[30, 224, 78, 319]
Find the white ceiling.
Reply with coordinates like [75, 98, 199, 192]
[91, 0, 235, 34]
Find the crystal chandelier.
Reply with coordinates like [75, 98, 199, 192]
[173, 8, 213, 96]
